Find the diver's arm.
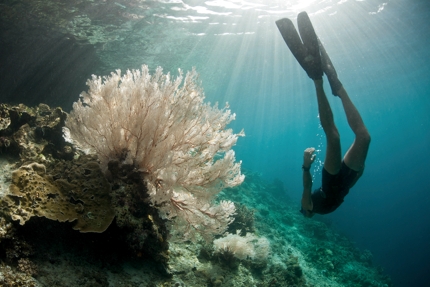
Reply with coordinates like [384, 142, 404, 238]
[301, 148, 316, 211]
[302, 170, 313, 210]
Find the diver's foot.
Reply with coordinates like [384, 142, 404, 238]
[318, 39, 343, 96]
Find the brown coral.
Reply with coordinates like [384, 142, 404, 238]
[17, 258, 38, 276]
[2, 157, 115, 233]
[0, 216, 14, 241]
[0, 264, 37, 287]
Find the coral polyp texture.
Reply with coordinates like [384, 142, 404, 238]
[213, 231, 271, 262]
[3, 160, 114, 233]
[64, 65, 244, 240]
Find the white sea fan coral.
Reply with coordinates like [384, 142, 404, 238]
[254, 236, 271, 261]
[213, 231, 271, 261]
[64, 65, 244, 240]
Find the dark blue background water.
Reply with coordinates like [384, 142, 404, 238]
[208, 1, 430, 286]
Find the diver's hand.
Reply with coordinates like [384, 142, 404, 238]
[303, 147, 316, 169]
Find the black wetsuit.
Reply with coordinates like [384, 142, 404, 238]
[302, 161, 361, 215]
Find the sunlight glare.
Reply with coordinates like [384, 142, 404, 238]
[289, 0, 321, 13]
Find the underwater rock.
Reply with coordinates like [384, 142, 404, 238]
[108, 160, 169, 265]
[0, 103, 71, 160]
[2, 159, 115, 233]
[0, 103, 115, 233]
[226, 203, 255, 235]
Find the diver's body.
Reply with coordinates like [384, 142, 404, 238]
[276, 12, 371, 217]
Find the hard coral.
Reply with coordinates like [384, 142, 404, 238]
[17, 258, 38, 276]
[0, 264, 38, 287]
[0, 103, 70, 160]
[0, 217, 14, 242]
[2, 157, 115, 233]
[5, 237, 33, 261]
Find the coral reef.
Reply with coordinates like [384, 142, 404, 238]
[227, 203, 255, 235]
[0, 103, 392, 286]
[108, 160, 169, 264]
[213, 231, 270, 263]
[220, 171, 392, 287]
[263, 255, 306, 287]
[0, 217, 14, 242]
[65, 65, 244, 241]
[0, 103, 171, 263]
[0, 221, 39, 286]
[0, 264, 40, 287]
[17, 258, 38, 276]
[4, 234, 33, 262]
[2, 159, 114, 233]
[0, 103, 71, 161]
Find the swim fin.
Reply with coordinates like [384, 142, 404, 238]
[276, 12, 323, 80]
[318, 39, 343, 96]
[297, 12, 323, 80]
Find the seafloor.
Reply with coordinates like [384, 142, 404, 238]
[0, 103, 391, 287]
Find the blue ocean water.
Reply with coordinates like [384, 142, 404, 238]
[1, 0, 429, 285]
[190, 1, 430, 286]
[214, 1, 430, 286]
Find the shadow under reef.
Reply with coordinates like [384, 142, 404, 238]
[0, 217, 170, 287]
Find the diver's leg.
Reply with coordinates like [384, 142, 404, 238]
[314, 79, 342, 174]
[337, 87, 371, 171]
